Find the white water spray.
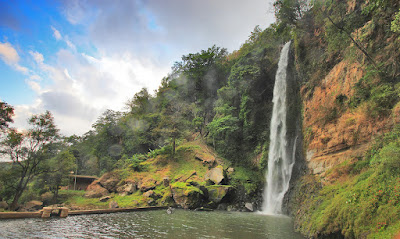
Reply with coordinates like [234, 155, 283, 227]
[262, 42, 296, 214]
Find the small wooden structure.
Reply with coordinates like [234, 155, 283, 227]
[68, 175, 98, 190]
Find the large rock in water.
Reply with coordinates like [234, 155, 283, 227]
[171, 182, 203, 209]
[205, 165, 225, 185]
[84, 182, 109, 198]
[206, 185, 232, 204]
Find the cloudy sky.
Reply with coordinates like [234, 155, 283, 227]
[0, 0, 275, 136]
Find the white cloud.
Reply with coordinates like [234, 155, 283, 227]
[26, 80, 41, 93]
[0, 41, 30, 74]
[14, 64, 29, 74]
[9, 1, 276, 136]
[11, 46, 169, 136]
[29, 50, 44, 64]
[65, 39, 76, 51]
[51, 26, 62, 40]
[0, 42, 19, 64]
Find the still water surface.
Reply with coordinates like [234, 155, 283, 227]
[0, 210, 304, 238]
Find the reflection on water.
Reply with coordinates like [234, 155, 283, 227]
[0, 210, 304, 239]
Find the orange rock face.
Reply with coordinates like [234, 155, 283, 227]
[302, 60, 392, 177]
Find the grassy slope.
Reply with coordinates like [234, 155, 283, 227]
[293, 126, 400, 238]
[60, 137, 263, 210]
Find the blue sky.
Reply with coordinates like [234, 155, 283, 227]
[0, 0, 275, 136]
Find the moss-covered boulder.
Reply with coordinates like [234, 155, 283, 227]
[139, 178, 157, 192]
[171, 182, 204, 209]
[159, 190, 175, 206]
[206, 185, 232, 204]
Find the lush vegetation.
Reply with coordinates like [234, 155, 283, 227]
[1, 0, 400, 238]
[0, 24, 282, 208]
[284, 0, 400, 238]
[292, 126, 400, 238]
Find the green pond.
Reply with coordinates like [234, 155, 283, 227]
[0, 210, 304, 238]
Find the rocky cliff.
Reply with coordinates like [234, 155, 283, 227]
[288, 0, 400, 237]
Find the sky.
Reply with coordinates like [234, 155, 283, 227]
[0, 0, 275, 136]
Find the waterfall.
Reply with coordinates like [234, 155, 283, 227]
[262, 41, 296, 215]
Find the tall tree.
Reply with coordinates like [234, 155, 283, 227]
[0, 101, 14, 131]
[0, 111, 59, 210]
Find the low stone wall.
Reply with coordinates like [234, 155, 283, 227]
[0, 211, 42, 219]
[69, 206, 167, 215]
[0, 206, 167, 219]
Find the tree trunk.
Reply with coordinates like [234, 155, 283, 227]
[172, 136, 176, 158]
[9, 186, 24, 211]
[9, 172, 28, 211]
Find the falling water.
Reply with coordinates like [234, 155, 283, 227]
[262, 41, 296, 214]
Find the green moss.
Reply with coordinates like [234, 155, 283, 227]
[112, 191, 145, 208]
[206, 185, 231, 203]
[295, 127, 400, 238]
[230, 166, 263, 194]
[64, 195, 109, 209]
[170, 182, 203, 196]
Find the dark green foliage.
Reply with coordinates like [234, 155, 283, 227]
[0, 111, 60, 209]
[0, 101, 14, 131]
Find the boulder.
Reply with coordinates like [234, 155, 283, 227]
[147, 198, 156, 206]
[99, 196, 111, 202]
[25, 200, 43, 211]
[139, 178, 156, 192]
[171, 182, 203, 209]
[206, 185, 232, 204]
[99, 172, 120, 193]
[162, 177, 170, 187]
[160, 190, 175, 206]
[205, 165, 225, 185]
[0, 201, 8, 209]
[84, 183, 109, 198]
[109, 201, 119, 209]
[245, 202, 254, 212]
[116, 181, 137, 196]
[143, 190, 154, 198]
